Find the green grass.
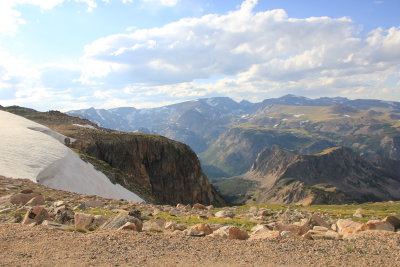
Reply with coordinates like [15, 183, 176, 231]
[151, 212, 258, 232]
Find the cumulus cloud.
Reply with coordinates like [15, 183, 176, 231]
[1, 0, 400, 110]
[78, 0, 400, 103]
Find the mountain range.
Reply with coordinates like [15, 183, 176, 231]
[68, 95, 400, 178]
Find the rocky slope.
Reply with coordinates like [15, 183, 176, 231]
[1, 175, 400, 267]
[232, 146, 400, 205]
[1, 106, 225, 206]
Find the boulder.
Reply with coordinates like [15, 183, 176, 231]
[185, 228, 205, 237]
[52, 206, 75, 224]
[206, 205, 214, 210]
[165, 222, 187, 231]
[74, 213, 95, 230]
[214, 210, 235, 218]
[142, 218, 166, 232]
[25, 195, 45, 206]
[382, 215, 400, 229]
[249, 231, 280, 240]
[118, 222, 141, 231]
[353, 208, 363, 218]
[10, 193, 42, 205]
[52, 201, 66, 207]
[193, 203, 207, 210]
[101, 214, 142, 231]
[355, 220, 395, 232]
[273, 223, 309, 236]
[251, 224, 271, 235]
[210, 226, 249, 240]
[42, 220, 71, 230]
[84, 200, 104, 208]
[336, 219, 362, 235]
[256, 209, 271, 217]
[191, 223, 213, 235]
[303, 230, 341, 240]
[309, 214, 330, 229]
[22, 206, 49, 225]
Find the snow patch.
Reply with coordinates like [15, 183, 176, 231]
[344, 114, 351, 118]
[293, 114, 304, 118]
[0, 111, 143, 202]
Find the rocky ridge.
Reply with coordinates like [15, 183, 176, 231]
[229, 146, 400, 205]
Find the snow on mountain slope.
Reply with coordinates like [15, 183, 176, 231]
[0, 110, 143, 202]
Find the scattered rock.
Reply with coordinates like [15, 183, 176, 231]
[185, 228, 205, 237]
[10, 193, 42, 205]
[353, 208, 363, 218]
[22, 206, 49, 225]
[249, 206, 258, 214]
[20, 189, 33, 194]
[101, 214, 142, 231]
[74, 213, 95, 230]
[210, 226, 249, 240]
[165, 222, 187, 231]
[280, 231, 292, 237]
[251, 224, 271, 235]
[249, 230, 280, 240]
[257, 209, 271, 217]
[191, 223, 213, 235]
[118, 222, 141, 231]
[214, 210, 235, 218]
[273, 223, 309, 236]
[309, 214, 330, 229]
[355, 220, 395, 232]
[74, 203, 87, 211]
[25, 195, 45, 206]
[336, 219, 362, 235]
[143, 218, 166, 232]
[84, 200, 104, 208]
[128, 210, 142, 219]
[303, 230, 341, 240]
[193, 203, 207, 210]
[41, 220, 71, 230]
[53, 201, 66, 207]
[382, 215, 400, 229]
[206, 205, 214, 210]
[53, 206, 75, 224]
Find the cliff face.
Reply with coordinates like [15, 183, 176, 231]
[1, 106, 225, 206]
[71, 132, 225, 206]
[242, 146, 400, 204]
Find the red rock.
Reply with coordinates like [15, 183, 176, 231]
[191, 223, 213, 235]
[382, 215, 400, 229]
[273, 223, 309, 236]
[74, 213, 95, 230]
[193, 203, 207, 210]
[10, 193, 42, 205]
[210, 226, 249, 240]
[22, 206, 49, 225]
[355, 220, 395, 232]
[25, 195, 45, 206]
[336, 219, 362, 235]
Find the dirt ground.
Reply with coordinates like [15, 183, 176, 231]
[1, 224, 399, 267]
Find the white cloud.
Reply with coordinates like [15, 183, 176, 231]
[1, 0, 400, 110]
[78, 0, 400, 104]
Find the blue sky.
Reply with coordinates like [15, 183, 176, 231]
[0, 0, 399, 111]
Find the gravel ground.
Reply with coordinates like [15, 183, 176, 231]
[1, 224, 400, 267]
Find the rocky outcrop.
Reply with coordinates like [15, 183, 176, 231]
[2, 106, 225, 207]
[70, 132, 225, 206]
[241, 146, 400, 204]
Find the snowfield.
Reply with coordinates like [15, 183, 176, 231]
[0, 111, 143, 202]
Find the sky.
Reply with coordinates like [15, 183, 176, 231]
[0, 0, 399, 111]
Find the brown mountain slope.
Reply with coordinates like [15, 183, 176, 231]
[240, 146, 400, 205]
[1, 106, 225, 206]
